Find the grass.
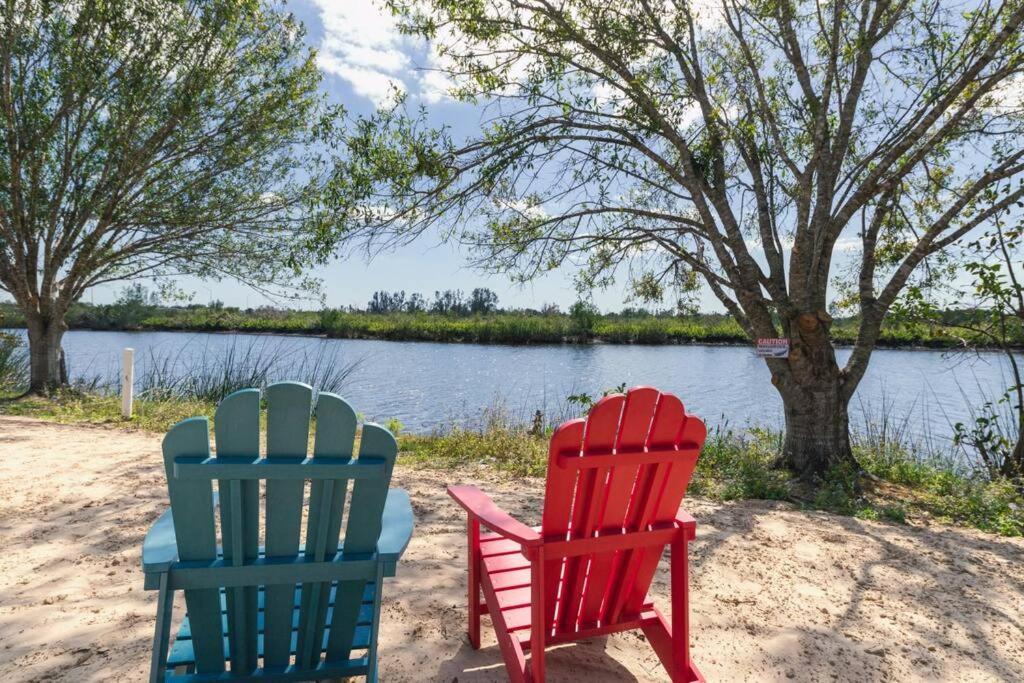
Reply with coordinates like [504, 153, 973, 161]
[688, 427, 792, 501]
[397, 411, 1023, 537]
[133, 337, 362, 404]
[0, 331, 27, 388]
[4, 300, 1015, 348]
[1, 378, 1021, 537]
[394, 402, 1023, 536]
[856, 447, 1024, 536]
[399, 407, 550, 476]
[0, 390, 215, 433]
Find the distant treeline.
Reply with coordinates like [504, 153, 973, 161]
[0, 285, 1019, 348]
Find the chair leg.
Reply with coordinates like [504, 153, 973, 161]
[529, 554, 545, 682]
[366, 566, 385, 683]
[670, 534, 690, 679]
[467, 517, 482, 649]
[149, 573, 174, 683]
[669, 533, 704, 682]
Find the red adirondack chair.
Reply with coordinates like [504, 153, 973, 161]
[448, 386, 706, 682]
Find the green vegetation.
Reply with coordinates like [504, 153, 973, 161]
[400, 408, 550, 476]
[0, 332, 26, 389]
[404, 418, 1024, 537]
[2, 386, 1021, 537]
[2, 342, 1019, 538]
[2, 297, 1014, 349]
[0, 391, 214, 434]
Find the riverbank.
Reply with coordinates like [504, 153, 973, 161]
[0, 416, 1021, 682]
[3, 301, 1014, 348]
[2, 391, 1021, 537]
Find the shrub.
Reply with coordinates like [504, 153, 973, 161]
[689, 428, 790, 501]
[569, 300, 599, 337]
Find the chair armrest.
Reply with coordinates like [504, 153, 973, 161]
[675, 509, 697, 539]
[378, 488, 415, 576]
[447, 485, 541, 547]
[142, 508, 179, 577]
[142, 490, 220, 589]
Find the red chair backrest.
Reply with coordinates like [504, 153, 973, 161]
[539, 386, 705, 634]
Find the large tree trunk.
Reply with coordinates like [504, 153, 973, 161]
[25, 314, 69, 394]
[773, 312, 857, 477]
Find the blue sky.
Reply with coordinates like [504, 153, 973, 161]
[84, 1, 655, 313]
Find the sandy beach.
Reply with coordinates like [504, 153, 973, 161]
[0, 415, 1021, 682]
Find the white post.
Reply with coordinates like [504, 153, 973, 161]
[121, 347, 134, 419]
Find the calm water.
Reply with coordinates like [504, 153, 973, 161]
[5, 328, 1018, 444]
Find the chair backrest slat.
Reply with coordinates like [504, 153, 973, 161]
[557, 394, 624, 632]
[325, 423, 398, 662]
[539, 419, 585, 631]
[162, 417, 225, 674]
[617, 405, 705, 618]
[540, 387, 705, 635]
[262, 382, 314, 669]
[578, 387, 660, 626]
[214, 389, 261, 673]
[295, 393, 358, 669]
[604, 392, 689, 623]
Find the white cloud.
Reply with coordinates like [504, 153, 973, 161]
[307, 1, 732, 109]
[310, 0, 456, 107]
[310, 1, 410, 107]
[419, 65, 455, 104]
[495, 198, 548, 219]
[672, 100, 704, 129]
[592, 81, 619, 108]
[991, 72, 1024, 111]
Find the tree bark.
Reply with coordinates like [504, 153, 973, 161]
[25, 313, 68, 394]
[774, 311, 857, 477]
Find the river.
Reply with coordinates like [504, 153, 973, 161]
[5, 328, 1017, 448]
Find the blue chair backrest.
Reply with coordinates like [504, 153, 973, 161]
[161, 381, 397, 675]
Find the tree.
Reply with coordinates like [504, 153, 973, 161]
[405, 292, 427, 313]
[469, 286, 499, 313]
[431, 289, 468, 314]
[540, 302, 561, 316]
[0, 0, 345, 393]
[367, 290, 408, 313]
[348, 0, 1024, 476]
[102, 283, 160, 330]
[569, 300, 599, 336]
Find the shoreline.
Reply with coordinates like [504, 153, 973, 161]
[4, 323, 1017, 353]
[2, 394, 1020, 539]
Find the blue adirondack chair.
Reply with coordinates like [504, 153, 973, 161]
[141, 382, 414, 682]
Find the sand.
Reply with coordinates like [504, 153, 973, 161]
[0, 415, 1021, 682]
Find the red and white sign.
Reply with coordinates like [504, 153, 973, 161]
[755, 338, 789, 358]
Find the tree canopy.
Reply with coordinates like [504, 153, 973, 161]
[341, 0, 1024, 474]
[0, 0, 350, 390]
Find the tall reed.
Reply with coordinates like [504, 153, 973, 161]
[134, 337, 362, 403]
[0, 332, 28, 392]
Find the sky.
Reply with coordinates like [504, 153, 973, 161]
[39, 1, 1015, 314]
[84, 1, 657, 314]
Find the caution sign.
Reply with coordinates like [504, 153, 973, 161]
[755, 338, 789, 358]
